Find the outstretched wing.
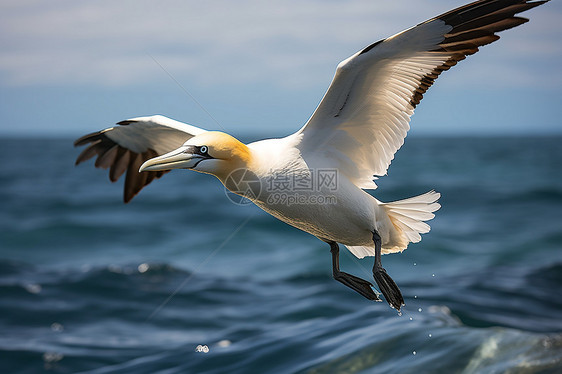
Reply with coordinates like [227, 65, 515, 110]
[74, 115, 206, 202]
[296, 0, 547, 189]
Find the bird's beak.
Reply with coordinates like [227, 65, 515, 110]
[139, 146, 210, 172]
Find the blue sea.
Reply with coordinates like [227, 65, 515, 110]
[1, 135, 561, 373]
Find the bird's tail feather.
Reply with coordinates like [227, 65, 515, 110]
[382, 190, 441, 246]
[344, 190, 440, 258]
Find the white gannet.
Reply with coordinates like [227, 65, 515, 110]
[75, 0, 548, 312]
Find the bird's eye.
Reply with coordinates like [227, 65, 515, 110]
[199, 146, 208, 154]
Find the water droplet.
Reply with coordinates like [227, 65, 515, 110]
[43, 352, 63, 363]
[138, 263, 149, 273]
[23, 283, 41, 294]
[217, 340, 231, 348]
[195, 344, 209, 353]
[432, 273, 435, 277]
[414, 295, 418, 299]
[409, 317, 413, 321]
[428, 333, 432, 338]
[413, 262, 417, 266]
[398, 311, 402, 317]
[51, 323, 64, 332]
[108, 264, 121, 273]
[412, 351, 417, 355]
[418, 308, 423, 312]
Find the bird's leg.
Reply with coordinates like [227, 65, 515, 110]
[372, 231, 405, 311]
[329, 241, 380, 301]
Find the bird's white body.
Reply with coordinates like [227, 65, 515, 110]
[245, 134, 434, 257]
[254, 177, 378, 247]
[75, 0, 548, 309]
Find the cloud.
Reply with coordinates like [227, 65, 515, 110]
[0, 0, 560, 90]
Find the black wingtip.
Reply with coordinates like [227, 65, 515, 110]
[74, 132, 101, 147]
[116, 120, 136, 126]
[359, 39, 385, 56]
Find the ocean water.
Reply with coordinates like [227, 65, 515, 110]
[1, 136, 561, 374]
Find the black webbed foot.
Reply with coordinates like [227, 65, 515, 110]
[373, 265, 404, 311]
[333, 270, 381, 301]
[372, 231, 405, 312]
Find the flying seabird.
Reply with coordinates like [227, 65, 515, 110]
[75, 0, 548, 312]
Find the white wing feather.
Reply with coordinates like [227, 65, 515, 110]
[296, 20, 452, 189]
[295, 0, 546, 188]
[75, 115, 207, 202]
[103, 115, 206, 154]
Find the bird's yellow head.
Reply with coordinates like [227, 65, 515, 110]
[139, 131, 252, 183]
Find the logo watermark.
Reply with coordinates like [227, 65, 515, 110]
[266, 192, 337, 206]
[224, 168, 339, 206]
[224, 168, 262, 205]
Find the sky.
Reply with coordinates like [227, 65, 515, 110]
[0, 0, 561, 138]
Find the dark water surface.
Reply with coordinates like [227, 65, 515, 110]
[1, 136, 561, 373]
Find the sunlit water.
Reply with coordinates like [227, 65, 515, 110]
[1, 136, 561, 373]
